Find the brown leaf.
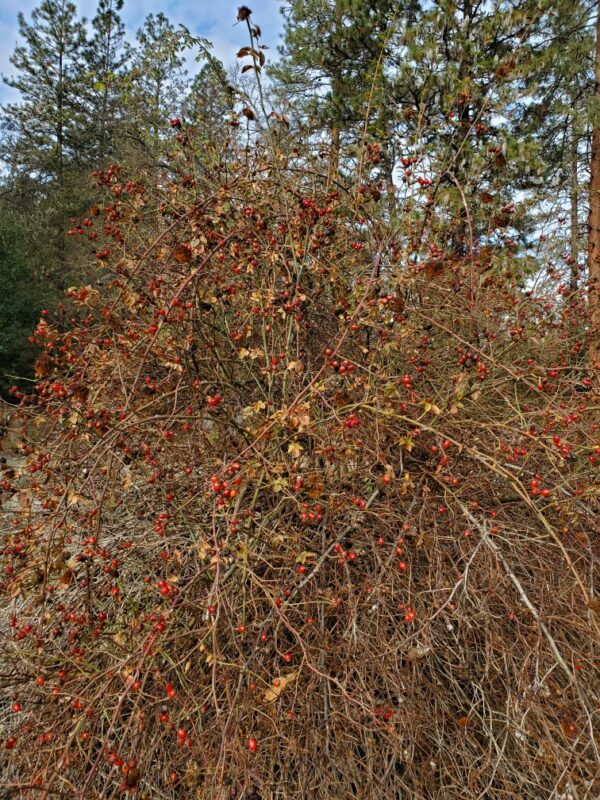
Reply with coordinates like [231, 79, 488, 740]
[242, 107, 257, 121]
[34, 352, 52, 378]
[263, 671, 298, 704]
[125, 767, 140, 788]
[405, 645, 431, 661]
[388, 295, 404, 313]
[423, 259, 444, 280]
[237, 6, 252, 21]
[60, 569, 74, 587]
[305, 474, 325, 499]
[241, 64, 258, 74]
[173, 244, 192, 263]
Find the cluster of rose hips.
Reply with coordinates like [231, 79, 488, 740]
[154, 512, 171, 536]
[399, 604, 416, 623]
[343, 413, 361, 429]
[357, 181, 384, 201]
[325, 348, 355, 375]
[364, 142, 381, 165]
[550, 434, 572, 459]
[210, 463, 242, 504]
[529, 478, 552, 498]
[333, 542, 357, 564]
[156, 578, 178, 598]
[299, 503, 323, 525]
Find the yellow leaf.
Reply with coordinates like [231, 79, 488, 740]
[295, 551, 316, 564]
[67, 490, 92, 507]
[243, 400, 266, 418]
[263, 671, 298, 704]
[400, 472, 414, 495]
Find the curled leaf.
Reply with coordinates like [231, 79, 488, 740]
[263, 671, 298, 704]
[173, 244, 192, 263]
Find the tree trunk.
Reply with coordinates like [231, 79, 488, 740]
[570, 117, 579, 294]
[587, 3, 600, 365]
[327, 0, 343, 185]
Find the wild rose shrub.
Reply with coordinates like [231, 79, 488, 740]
[1, 131, 599, 799]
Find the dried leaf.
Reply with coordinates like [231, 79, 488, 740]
[305, 474, 324, 499]
[587, 597, 600, 613]
[59, 569, 74, 587]
[125, 767, 140, 788]
[263, 671, 298, 704]
[287, 441, 304, 458]
[295, 551, 316, 564]
[173, 244, 192, 263]
[405, 645, 431, 661]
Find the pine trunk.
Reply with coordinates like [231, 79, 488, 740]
[588, 3, 600, 364]
[570, 118, 579, 294]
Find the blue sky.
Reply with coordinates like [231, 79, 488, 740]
[0, 0, 284, 101]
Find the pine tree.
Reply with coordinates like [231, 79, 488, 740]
[511, 0, 594, 293]
[1, 0, 87, 186]
[389, 0, 565, 256]
[0, 208, 45, 397]
[270, 0, 400, 182]
[184, 61, 233, 148]
[1, 1, 90, 290]
[127, 13, 189, 154]
[83, 0, 130, 163]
